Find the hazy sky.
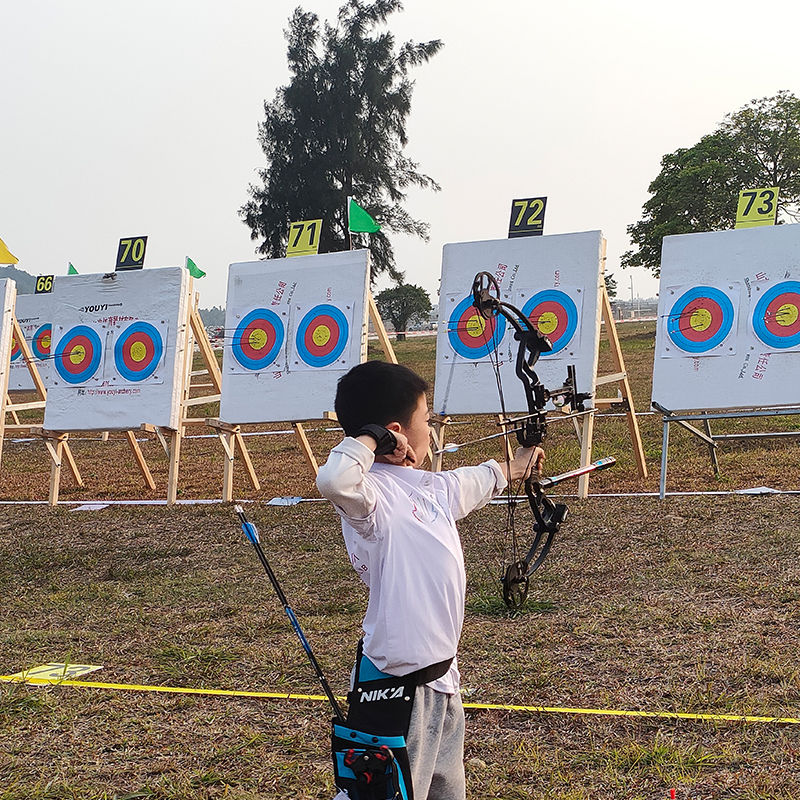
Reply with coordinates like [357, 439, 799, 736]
[4, 0, 800, 307]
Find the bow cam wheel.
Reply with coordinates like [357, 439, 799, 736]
[502, 561, 529, 609]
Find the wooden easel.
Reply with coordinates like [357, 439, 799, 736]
[208, 291, 399, 498]
[1, 292, 86, 503]
[429, 239, 647, 497]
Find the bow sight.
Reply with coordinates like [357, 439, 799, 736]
[470, 270, 610, 609]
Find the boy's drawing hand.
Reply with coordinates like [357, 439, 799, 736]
[503, 446, 545, 482]
[382, 430, 417, 466]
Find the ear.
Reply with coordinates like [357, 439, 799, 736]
[385, 421, 402, 433]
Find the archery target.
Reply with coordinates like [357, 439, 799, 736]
[665, 286, 735, 353]
[10, 332, 22, 362]
[231, 308, 285, 371]
[447, 294, 507, 360]
[32, 323, 52, 361]
[294, 304, 349, 367]
[520, 290, 579, 355]
[54, 325, 103, 384]
[752, 281, 800, 349]
[113, 321, 164, 382]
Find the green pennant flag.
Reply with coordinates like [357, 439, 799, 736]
[185, 256, 206, 278]
[67, 263, 78, 275]
[348, 198, 381, 234]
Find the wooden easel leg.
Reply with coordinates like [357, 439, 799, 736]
[221, 430, 235, 502]
[659, 419, 670, 499]
[367, 294, 398, 364]
[577, 412, 596, 500]
[429, 418, 449, 473]
[293, 422, 319, 476]
[124, 430, 156, 490]
[45, 437, 63, 507]
[165, 429, 182, 505]
[234, 432, 261, 491]
[5, 394, 20, 425]
[62, 439, 84, 487]
[703, 419, 720, 478]
[496, 414, 514, 464]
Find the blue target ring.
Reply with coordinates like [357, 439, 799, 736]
[666, 286, 734, 353]
[521, 290, 578, 355]
[752, 281, 800, 349]
[447, 295, 507, 360]
[232, 308, 285, 370]
[295, 304, 349, 367]
[54, 325, 103, 384]
[114, 322, 164, 382]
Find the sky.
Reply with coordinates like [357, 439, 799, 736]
[4, 0, 800, 307]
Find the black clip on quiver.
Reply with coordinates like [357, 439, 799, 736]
[234, 506, 411, 800]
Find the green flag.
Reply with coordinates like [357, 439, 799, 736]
[67, 263, 78, 275]
[348, 198, 381, 233]
[185, 256, 206, 279]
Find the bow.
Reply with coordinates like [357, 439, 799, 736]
[468, 271, 613, 608]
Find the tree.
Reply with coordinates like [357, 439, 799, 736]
[604, 271, 617, 300]
[375, 283, 431, 340]
[240, 0, 442, 282]
[622, 91, 800, 277]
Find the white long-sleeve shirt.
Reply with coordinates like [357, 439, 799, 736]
[316, 437, 507, 694]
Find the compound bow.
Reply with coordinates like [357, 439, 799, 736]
[469, 271, 614, 608]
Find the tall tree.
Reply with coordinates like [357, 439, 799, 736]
[375, 283, 431, 340]
[240, 1, 441, 282]
[623, 91, 800, 277]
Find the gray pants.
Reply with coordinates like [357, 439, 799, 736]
[406, 685, 466, 800]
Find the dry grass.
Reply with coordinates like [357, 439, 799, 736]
[2, 323, 800, 799]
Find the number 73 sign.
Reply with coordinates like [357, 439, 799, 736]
[735, 187, 779, 229]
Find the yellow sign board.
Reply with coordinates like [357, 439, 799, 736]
[735, 187, 779, 229]
[286, 219, 323, 258]
[3, 662, 103, 681]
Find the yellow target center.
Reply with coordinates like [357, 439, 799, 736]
[776, 303, 799, 327]
[537, 311, 559, 336]
[41, 335, 51, 351]
[689, 308, 712, 332]
[312, 325, 331, 346]
[129, 341, 147, 362]
[69, 345, 86, 364]
[248, 328, 268, 351]
[11, 337, 17, 351]
[464, 314, 487, 339]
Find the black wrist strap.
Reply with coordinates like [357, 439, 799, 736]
[356, 424, 397, 456]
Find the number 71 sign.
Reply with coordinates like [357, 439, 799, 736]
[508, 197, 547, 238]
[286, 219, 323, 258]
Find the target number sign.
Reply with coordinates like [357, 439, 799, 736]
[116, 236, 148, 270]
[508, 197, 547, 238]
[295, 304, 349, 367]
[286, 219, 323, 258]
[752, 281, 800, 349]
[34, 275, 54, 294]
[232, 308, 285, 371]
[447, 294, 507, 360]
[113, 321, 164, 381]
[521, 290, 578, 355]
[54, 325, 103, 384]
[666, 286, 735, 353]
[735, 187, 779, 229]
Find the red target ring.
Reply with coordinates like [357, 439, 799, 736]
[677, 297, 726, 343]
[763, 292, 800, 338]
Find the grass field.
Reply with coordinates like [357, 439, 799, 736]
[1, 323, 799, 799]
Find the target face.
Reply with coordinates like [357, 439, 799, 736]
[666, 286, 735, 353]
[447, 295, 507, 360]
[232, 308, 284, 371]
[113, 322, 164, 381]
[10, 333, 22, 362]
[752, 281, 800, 349]
[295, 304, 349, 367]
[32, 324, 52, 361]
[521, 290, 579, 355]
[54, 325, 103, 384]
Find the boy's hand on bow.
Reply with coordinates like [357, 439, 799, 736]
[502, 446, 545, 483]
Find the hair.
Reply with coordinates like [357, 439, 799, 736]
[335, 361, 429, 437]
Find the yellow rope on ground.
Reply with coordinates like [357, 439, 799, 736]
[3, 675, 798, 725]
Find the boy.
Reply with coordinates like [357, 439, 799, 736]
[316, 360, 544, 800]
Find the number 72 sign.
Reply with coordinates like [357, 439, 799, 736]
[508, 197, 547, 238]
